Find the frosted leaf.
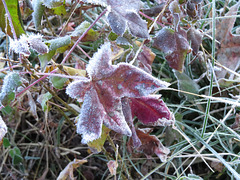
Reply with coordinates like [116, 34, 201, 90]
[28, 34, 49, 54]
[82, 0, 108, 7]
[0, 115, 7, 143]
[187, 27, 203, 55]
[42, 0, 64, 8]
[9, 34, 49, 55]
[32, 0, 45, 30]
[83, 0, 148, 38]
[9, 35, 30, 56]
[46, 36, 71, 51]
[153, 27, 192, 72]
[0, 72, 22, 106]
[71, 21, 91, 37]
[107, 11, 127, 36]
[66, 42, 170, 143]
[128, 129, 170, 162]
[125, 12, 149, 38]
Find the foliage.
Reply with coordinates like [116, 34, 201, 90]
[0, 0, 240, 179]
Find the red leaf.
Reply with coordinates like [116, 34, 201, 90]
[128, 129, 170, 162]
[216, 2, 240, 79]
[66, 43, 170, 143]
[129, 95, 174, 126]
[153, 27, 192, 72]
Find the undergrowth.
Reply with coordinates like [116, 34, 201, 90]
[0, 0, 240, 179]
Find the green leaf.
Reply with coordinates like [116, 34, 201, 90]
[50, 76, 68, 89]
[173, 70, 199, 100]
[179, 174, 203, 180]
[87, 125, 111, 152]
[37, 92, 52, 112]
[39, 50, 56, 69]
[52, 4, 66, 16]
[71, 21, 99, 42]
[39, 35, 71, 69]
[47, 36, 71, 51]
[32, 0, 45, 30]
[3, 138, 11, 148]
[0, 72, 22, 106]
[1, 105, 13, 115]
[108, 32, 118, 41]
[0, 0, 25, 37]
[9, 147, 23, 165]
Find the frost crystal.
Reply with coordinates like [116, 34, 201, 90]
[9, 34, 49, 56]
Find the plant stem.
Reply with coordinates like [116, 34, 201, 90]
[60, 8, 107, 65]
[2, 0, 17, 40]
[201, 0, 216, 137]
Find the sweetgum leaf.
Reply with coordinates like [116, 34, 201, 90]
[128, 129, 170, 162]
[153, 27, 192, 72]
[129, 95, 174, 126]
[83, 0, 149, 38]
[66, 42, 170, 143]
[216, 2, 240, 79]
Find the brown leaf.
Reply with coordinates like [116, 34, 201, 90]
[107, 160, 118, 176]
[216, 2, 240, 79]
[128, 129, 170, 162]
[57, 159, 87, 180]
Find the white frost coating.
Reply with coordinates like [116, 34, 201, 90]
[118, 62, 171, 89]
[0, 72, 21, 102]
[42, 0, 64, 8]
[28, 34, 49, 54]
[71, 21, 90, 37]
[76, 88, 104, 144]
[66, 78, 90, 102]
[86, 42, 112, 79]
[82, 0, 108, 7]
[0, 115, 7, 142]
[10, 34, 49, 55]
[9, 35, 30, 56]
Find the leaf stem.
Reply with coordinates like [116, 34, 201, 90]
[2, 0, 17, 40]
[201, 0, 216, 137]
[139, 11, 164, 27]
[60, 8, 107, 65]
